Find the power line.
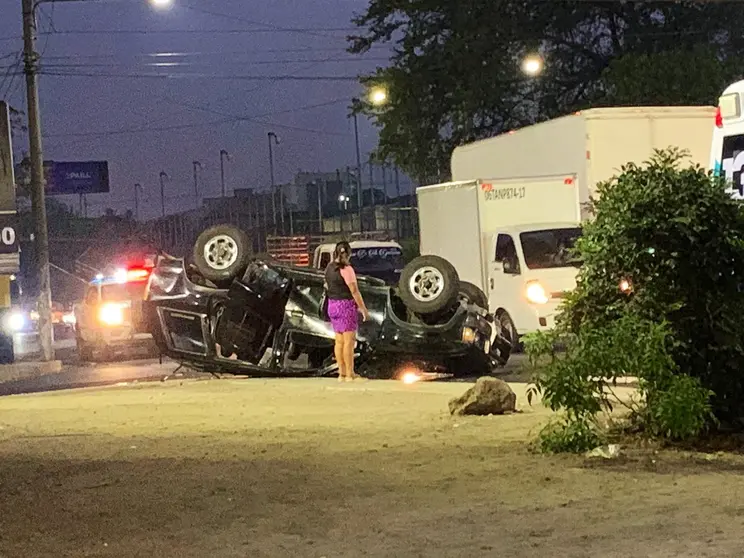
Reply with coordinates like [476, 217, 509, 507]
[181, 3, 352, 40]
[40, 45, 389, 60]
[42, 97, 350, 139]
[38, 69, 360, 81]
[45, 26, 355, 36]
[40, 57, 388, 69]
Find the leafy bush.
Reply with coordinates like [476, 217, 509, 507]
[527, 148, 744, 450]
[537, 415, 603, 454]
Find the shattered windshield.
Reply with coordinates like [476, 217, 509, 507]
[520, 228, 582, 270]
[350, 246, 404, 272]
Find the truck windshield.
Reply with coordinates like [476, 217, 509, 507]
[520, 228, 582, 270]
[350, 247, 404, 272]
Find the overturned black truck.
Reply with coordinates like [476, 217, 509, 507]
[143, 225, 512, 381]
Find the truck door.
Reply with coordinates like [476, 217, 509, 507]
[489, 233, 527, 328]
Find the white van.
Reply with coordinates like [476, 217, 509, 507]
[710, 79, 744, 199]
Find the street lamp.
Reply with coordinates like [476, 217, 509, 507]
[521, 55, 543, 76]
[149, 0, 174, 9]
[19, 0, 174, 362]
[369, 86, 388, 107]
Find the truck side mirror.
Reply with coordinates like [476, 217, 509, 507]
[503, 259, 519, 275]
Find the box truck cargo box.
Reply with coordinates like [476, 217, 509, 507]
[452, 106, 714, 219]
[417, 106, 715, 351]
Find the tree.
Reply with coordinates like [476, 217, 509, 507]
[349, 2, 744, 182]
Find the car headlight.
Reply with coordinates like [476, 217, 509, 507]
[99, 303, 124, 326]
[4, 311, 26, 332]
[525, 281, 549, 304]
[461, 326, 476, 344]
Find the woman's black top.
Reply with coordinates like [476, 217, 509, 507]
[325, 262, 353, 300]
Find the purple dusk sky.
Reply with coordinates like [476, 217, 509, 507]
[0, 0, 401, 219]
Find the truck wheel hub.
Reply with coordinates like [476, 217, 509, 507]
[204, 235, 238, 270]
[409, 266, 445, 302]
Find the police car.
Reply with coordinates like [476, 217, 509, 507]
[74, 266, 156, 361]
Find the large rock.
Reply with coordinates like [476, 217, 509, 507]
[448, 377, 516, 416]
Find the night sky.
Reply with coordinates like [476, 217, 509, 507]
[0, 0, 396, 219]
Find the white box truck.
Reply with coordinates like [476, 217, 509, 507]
[417, 106, 715, 346]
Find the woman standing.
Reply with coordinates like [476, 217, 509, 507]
[325, 241, 369, 381]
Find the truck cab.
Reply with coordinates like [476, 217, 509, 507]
[486, 223, 582, 340]
[74, 266, 155, 361]
[312, 240, 405, 285]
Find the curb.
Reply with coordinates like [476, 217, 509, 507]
[0, 361, 63, 383]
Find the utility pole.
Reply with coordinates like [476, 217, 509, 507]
[22, 0, 53, 361]
[192, 160, 201, 201]
[353, 112, 363, 232]
[268, 132, 280, 234]
[159, 171, 167, 217]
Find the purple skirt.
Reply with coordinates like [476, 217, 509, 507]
[327, 298, 358, 333]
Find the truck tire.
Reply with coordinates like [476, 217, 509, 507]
[399, 255, 460, 316]
[0, 332, 14, 364]
[458, 281, 488, 309]
[193, 224, 252, 283]
[497, 311, 520, 353]
[77, 338, 94, 362]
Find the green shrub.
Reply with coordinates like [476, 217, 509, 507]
[564, 148, 744, 425]
[526, 148, 742, 451]
[536, 415, 604, 454]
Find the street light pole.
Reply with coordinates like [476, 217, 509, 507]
[134, 183, 141, 221]
[193, 160, 201, 200]
[159, 171, 167, 217]
[351, 104, 363, 233]
[21, 0, 53, 361]
[268, 132, 280, 234]
[219, 150, 228, 197]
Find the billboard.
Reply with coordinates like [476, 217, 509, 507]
[15, 160, 110, 196]
[45, 161, 110, 196]
[0, 102, 19, 273]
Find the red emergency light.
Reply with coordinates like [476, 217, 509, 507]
[715, 105, 723, 128]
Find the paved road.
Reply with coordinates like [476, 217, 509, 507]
[3, 334, 530, 396]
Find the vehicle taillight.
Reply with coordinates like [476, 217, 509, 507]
[715, 105, 723, 128]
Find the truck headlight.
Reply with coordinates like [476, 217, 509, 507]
[525, 281, 549, 304]
[462, 326, 476, 344]
[99, 303, 124, 326]
[4, 312, 25, 332]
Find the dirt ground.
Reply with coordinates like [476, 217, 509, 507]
[0, 378, 743, 557]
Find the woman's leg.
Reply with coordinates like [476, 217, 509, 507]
[334, 333, 346, 380]
[342, 331, 356, 378]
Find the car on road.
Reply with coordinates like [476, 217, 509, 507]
[74, 267, 157, 361]
[143, 224, 511, 381]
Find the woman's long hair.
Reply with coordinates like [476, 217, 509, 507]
[333, 241, 352, 268]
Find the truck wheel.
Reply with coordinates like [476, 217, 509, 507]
[497, 311, 520, 353]
[193, 224, 252, 283]
[458, 281, 488, 309]
[77, 339, 94, 362]
[399, 255, 460, 316]
[0, 333, 14, 364]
